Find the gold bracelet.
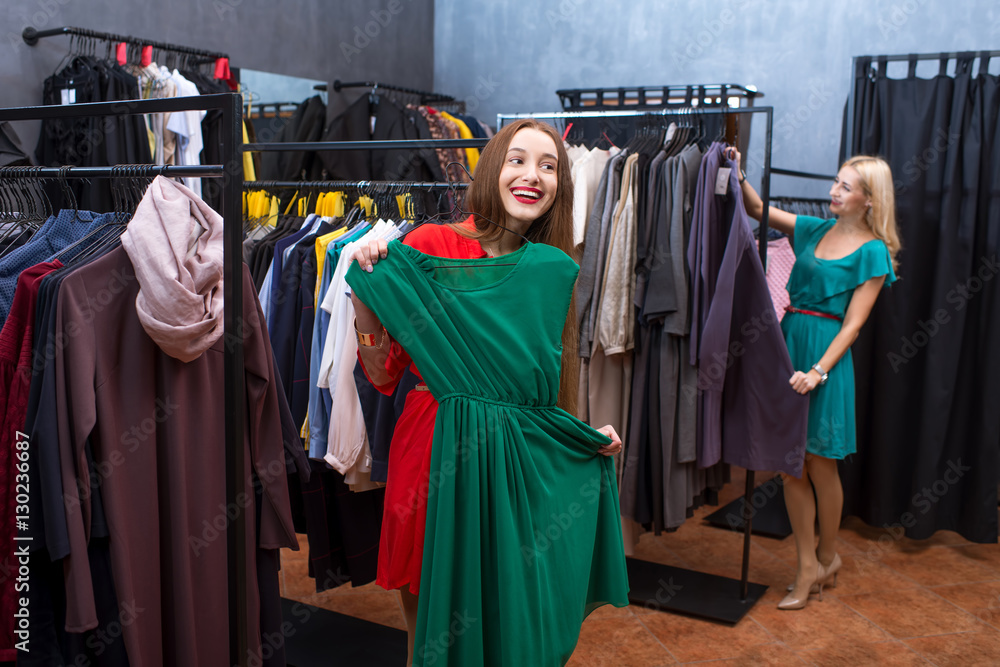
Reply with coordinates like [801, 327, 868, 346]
[354, 319, 387, 349]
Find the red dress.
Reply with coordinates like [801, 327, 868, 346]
[360, 219, 484, 594]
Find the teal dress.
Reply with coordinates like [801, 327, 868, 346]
[346, 240, 630, 666]
[781, 216, 897, 459]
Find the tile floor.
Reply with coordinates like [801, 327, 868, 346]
[279, 469, 1000, 666]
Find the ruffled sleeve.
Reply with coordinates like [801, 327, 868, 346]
[857, 239, 897, 288]
[791, 215, 830, 256]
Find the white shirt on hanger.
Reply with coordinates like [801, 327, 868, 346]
[167, 69, 206, 196]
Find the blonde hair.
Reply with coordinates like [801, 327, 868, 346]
[843, 155, 902, 272]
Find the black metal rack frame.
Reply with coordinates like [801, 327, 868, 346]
[500, 106, 774, 623]
[245, 138, 489, 152]
[555, 84, 763, 111]
[244, 179, 469, 191]
[0, 93, 248, 664]
[21, 25, 230, 62]
[771, 167, 835, 181]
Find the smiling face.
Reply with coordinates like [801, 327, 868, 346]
[829, 165, 871, 220]
[498, 128, 559, 230]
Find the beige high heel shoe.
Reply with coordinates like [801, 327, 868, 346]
[819, 553, 842, 587]
[786, 552, 842, 592]
[778, 562, 824, 611]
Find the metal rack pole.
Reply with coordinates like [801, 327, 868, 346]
[244, 139, 488, 152]
[243, 179, 469, 190]
[21, 25, 230, 59]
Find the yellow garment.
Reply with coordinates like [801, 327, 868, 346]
[283, 191, 300, 216]
[315, 228, 349, 309]
[299, 224, 350, 439]
[242, 122, 256, 181]
[397, 194, 411, 220]
[356, 195, 374, 219]
[440, 111, 480, 173]
[268, 194, 279, 227]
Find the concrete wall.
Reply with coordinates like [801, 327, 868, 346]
[433, 0, 1000, 197]
[0, 0, 435, 147]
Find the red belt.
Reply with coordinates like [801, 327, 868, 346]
[784, 305, 842, 322]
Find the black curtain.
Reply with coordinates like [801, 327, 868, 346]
[840, 53, 1000, 543]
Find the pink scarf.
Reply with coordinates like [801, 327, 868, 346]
[121, 176, 224, 362]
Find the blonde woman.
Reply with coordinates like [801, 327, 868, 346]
[731, 150, 900, 610]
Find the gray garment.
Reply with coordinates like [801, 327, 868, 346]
[578, 152, 626, 357]
[661, 144, 703, 335]
[575, 159, 611, 358]
[667, 328, 699, 467]
[633, 150, 669, 315]
[620, 148, 704, 531]
[659, 333, 699, 529]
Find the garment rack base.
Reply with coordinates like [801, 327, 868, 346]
[626, 558, 768, 625]
[280, 598, 407, 667]
[704, 475, 793, 539]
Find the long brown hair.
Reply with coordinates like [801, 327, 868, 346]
[454, 119, 579, 414]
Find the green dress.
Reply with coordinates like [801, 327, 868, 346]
[781, 215, 897, 459]
[346, 239, 630, 666]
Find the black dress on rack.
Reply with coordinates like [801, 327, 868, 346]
[34, 57, 151, 212]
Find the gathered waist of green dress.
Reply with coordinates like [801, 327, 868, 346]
[436, 392, 557, 411]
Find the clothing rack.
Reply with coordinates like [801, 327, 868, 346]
[0, 93, 249, 664]
[555, 84, 763, 111]
[245, 138, 488, 152]
[328, 79, 458, 105]
[244, 179, 469, 191]
[0, 164, 223, 178]
[249, 102, 302, 118]
[21, 25, 230, 62]
[500, 106, 774, 623]
[771, 167, 835, 181]
[845, 50, 1000, 154]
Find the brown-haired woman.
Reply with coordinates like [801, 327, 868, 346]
[351, 119, 624, 664]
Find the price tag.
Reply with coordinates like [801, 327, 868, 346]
[715, 167, 731, 195]
[60, 88, 76, 105]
